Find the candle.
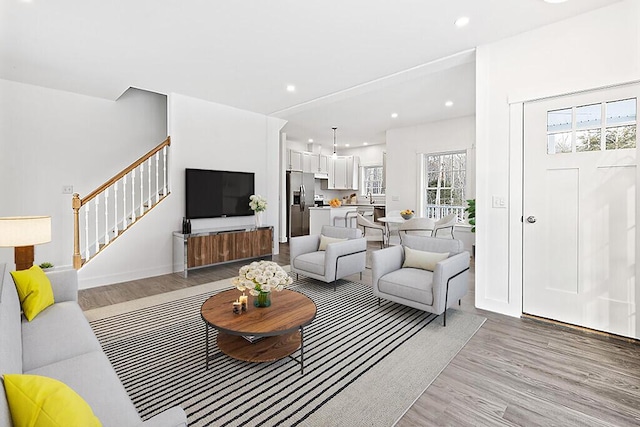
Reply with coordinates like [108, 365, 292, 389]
[239, 294, 248, 312]
[233, 300, 241, 314]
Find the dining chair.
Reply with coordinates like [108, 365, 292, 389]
[356, 213, 387, 249]
[333, 209, 358, 228]
[398, 217, 436, 244]
[432, 213, 458, 239]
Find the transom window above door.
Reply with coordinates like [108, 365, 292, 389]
[546, 98, 637, 154]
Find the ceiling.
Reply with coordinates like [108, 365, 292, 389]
[1, 0, 622, 149]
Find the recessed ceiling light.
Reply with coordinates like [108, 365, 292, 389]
[345, 144, 350, 147]
[308, 138, 313, 143]
[454, 16, 470, 27]
[544, 0, 568, 3]
[286, 85, 296, 92]
[363, 142, 369, 146]
[445, 101, 454, 107]
[391, 113, 398, 119]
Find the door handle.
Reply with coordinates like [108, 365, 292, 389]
[526, 215, 536, 223]
[300, 185, 305, 211]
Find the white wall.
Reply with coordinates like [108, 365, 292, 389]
[78, 93, 286, 288]
[0, 81, 167, 269]
[339, 144, 385, 166]
[385, 115, 476, 215]
[476, 0, 640, 317]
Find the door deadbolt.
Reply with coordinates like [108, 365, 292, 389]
[526, 216, 536, 223]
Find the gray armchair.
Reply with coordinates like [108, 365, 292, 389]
[371, 235, 470, 326]
[290, 225, 367, 291]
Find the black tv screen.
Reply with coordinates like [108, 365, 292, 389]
[186, 169, 255, 219]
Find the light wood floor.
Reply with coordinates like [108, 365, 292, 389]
[80, 243, 640, 426]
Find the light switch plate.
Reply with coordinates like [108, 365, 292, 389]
[62, 185, 74, 194]
[392, 195, 399, 201]
[492, 195, 506, 208]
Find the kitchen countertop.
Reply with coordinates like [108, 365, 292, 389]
[310, 204, 385, 209]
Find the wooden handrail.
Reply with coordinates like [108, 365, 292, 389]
[81, 136, 170, 205]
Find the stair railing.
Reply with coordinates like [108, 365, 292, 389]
[72, 137, 171, 269]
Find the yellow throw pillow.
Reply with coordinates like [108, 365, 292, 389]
[3, 374, 102, 427]
[402, 246, 449, 271]
[10, 265, 54, 321]
[318, 235, 348, 251]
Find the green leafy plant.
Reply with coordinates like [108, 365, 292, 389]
[464, 199, 475, 233]
[39, 262, 54, 269]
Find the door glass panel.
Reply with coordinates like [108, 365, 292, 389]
[606, 125, 637, 150]
[575, 104, 601, 129]
[576, 129, 601, 152]
[548, 132, 572, 154]
[606, 98, 636, 125]
[547, 108, 572, 133]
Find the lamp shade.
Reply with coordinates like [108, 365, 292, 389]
[0, 216, 52, 247]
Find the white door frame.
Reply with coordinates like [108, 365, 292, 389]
[508, 79, 640, 321]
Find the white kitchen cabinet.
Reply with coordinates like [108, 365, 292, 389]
[328, 155, 360, 189]
[302, 152, 314, 173]
[318, 155, 330, 175]
[287, 149, 303, 171]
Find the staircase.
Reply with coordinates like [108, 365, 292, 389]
[72, 137, 171, 269]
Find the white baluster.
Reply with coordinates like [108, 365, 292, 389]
[104, 188, 110, 246]
[147, 158, 151, 209]
[95, 197, 100, 254]
[123, 174, 128, 229]
[131, 169, 136, 223]
[114, 182, 118, 236]
[155, 152, 159, 203]
[84, 208, 89, 260]
[163, 146, 167, 197]
[140, 163, 144, 216]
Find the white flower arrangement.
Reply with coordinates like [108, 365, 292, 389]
[249, 194, 267, 212]
[231, 260, 292, 295]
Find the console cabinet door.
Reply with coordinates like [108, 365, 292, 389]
[187, 236, 212, 268]
[253, 229, 273, 256]
[211, 233, 233, 263]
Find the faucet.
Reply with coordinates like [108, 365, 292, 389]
[368, 192, 374, 204]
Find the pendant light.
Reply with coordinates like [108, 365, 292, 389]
[332, 127, 338, 158]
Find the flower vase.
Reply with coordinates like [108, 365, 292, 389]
[254, 291, 271, 307]
[254, 211, 263, 228]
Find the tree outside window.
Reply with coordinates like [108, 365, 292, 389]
[424, 151, 466, 220]
[362, 166, 384, 195]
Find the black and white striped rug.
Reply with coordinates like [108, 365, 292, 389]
[90, 278, 483, 426]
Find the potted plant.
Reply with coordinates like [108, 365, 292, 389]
[39, 262, 54, 271]
[464, 199, 475, 257]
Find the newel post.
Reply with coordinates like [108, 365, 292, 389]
[72, 193, 82, 269]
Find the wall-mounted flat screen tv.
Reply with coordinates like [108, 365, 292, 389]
[185, 168, 255, 219]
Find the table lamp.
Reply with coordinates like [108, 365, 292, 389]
[0, 216, 52, 270]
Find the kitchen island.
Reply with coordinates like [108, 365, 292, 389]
[309, 204, 386, 237]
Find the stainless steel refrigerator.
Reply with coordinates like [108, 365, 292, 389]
[286, 171, 315, 238]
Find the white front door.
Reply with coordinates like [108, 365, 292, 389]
[523, 84, 639, 339]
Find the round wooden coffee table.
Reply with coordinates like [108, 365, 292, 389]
[201, 289, 316, 374]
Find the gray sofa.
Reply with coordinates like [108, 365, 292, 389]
[0, 263, 187, 427]
[290, 225, 367, 290]
[371, 235, 470, 325]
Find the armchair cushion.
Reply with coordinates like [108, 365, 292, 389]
[293, 252, 326, 276]
[378, 268, 434, 306]
[402, 247, 449, 272]
[318, 235, 347, 251]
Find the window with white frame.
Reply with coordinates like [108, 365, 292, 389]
[424, 151, 466, 221]
[362, 166, 384, 196]
[547, 98, 637, 154]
